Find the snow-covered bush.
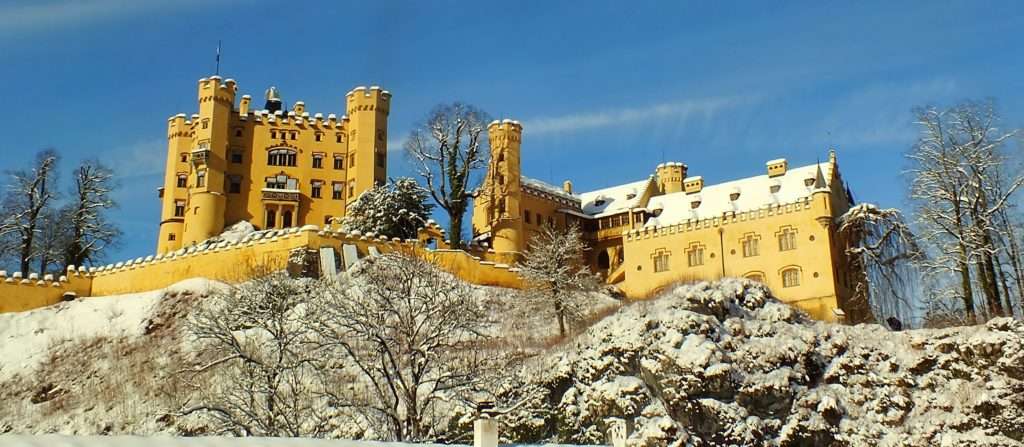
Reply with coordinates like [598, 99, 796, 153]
[341, 178, 433, 240]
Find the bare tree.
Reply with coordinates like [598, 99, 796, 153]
[33, 207, 68, 274]
[176, 274, 334, 437]
[404, 103, 491, 248]
[62, 160, 120, 268]
[516, 224, 600, 338]
[1, 150, 60, 274]
[836, 203, 923, 326]
[907, 100, 1023, 321]
[312, 252, 494, 441]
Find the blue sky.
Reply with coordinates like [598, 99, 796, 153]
[2, 0, 1022, 262]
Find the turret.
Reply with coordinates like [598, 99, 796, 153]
[181, 75, 236, 246]
[655, 161, 687, 194]
[478, 119, 523, 253]
[345, 86, 391, 208]
[157, 113, 191, 253]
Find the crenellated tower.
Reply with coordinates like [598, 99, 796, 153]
[655, 161, 687, 194]
[157, 113, 192, 253]
[345, 86, 390, 209]
[180, 76, 237, 247]
[473, 119, 524, 253]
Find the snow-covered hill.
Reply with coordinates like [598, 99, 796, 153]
[484, 279, 1024, 446]
[1, 275, 1022, 446]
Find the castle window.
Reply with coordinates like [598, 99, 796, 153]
[315, 132, 323, 142]
[176, 174, 187, 188]
[350, 154, 356, 168]
[594, 199, 606, 207]
[268, 148, 297, 167]
[376, 152, 386, 168]
[652, 249, 670, 273]
[228, 175, 242, 194]
[290, 132, 297, 140]
[746, 273, 764, 283]
[168, 233, 176, 241]
[548, 216, 555, 227]
[271, 130, 277, 139]
[313, 153, 324, 169]
[348, 180, 355, 199]
[174, 200, 185, 217]
[524, 210, 531, 224]
[336, 133, 343, 143]
[311, 181, 323, 199]
[201, 119, 209, 129]
[690, 200, 701, 209]
[180, 153, 188, 163]
[282, 209, 293, 227]
[730, 192, 741, 201]
[377, 129, 384, 141]
[235, 128, 242, 137]
[778, 227, 797, 251]
[332, 182, 343, 200]
[265, 209, 276, 229]
[231, 151, 243, 164]
[687, 244, 704, 267]
[196, 170, 206, 188]
[498, 198, 506, 215]
[333, 154, 344, 170]
[770, 183, 782, 194]
[324, 215, 333, 225]
[782, 268, 801, 287]
[742, 234, 760, 257]
[804, 177, 816, 187]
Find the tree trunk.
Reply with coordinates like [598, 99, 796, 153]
[19, 233, 32, 275]
[957, 251, 975, 321]
[448, 211, 463, 249]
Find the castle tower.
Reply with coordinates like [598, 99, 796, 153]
[655, 162, 687, 194]
[157, 113, 192, 254]
[181, 76, 237, 246]
[479, 119, 524, 253]
[345, 86, 390, 209]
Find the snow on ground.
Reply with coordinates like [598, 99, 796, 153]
[0, 435, 453, 447]
[0, 279, 221, 382]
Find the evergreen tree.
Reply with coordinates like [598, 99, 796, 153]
[341, 177, 434, 240]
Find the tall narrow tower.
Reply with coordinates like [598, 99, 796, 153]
[181, 76, 236, 246]
[481, 119, 523, 253]
[157, 113, 191, 254]
[345, 86, 390, 208]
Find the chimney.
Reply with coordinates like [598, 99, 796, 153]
[563, 180, 573, 194]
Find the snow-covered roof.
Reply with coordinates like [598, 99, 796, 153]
[643, 162, 829, 228]
[578, 178, 653, 217]
[520, 176, 579, 204]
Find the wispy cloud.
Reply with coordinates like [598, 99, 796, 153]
[103, 138, 166, 180]
[522, 95, 756, 136]
[0, 0, 229, 36]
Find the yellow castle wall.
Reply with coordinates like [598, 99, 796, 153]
[0, 272, 93, 313]
[618, 191, 844, 321]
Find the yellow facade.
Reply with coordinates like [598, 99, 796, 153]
[158, 76, 390, 254]
[472, 121, 863, 322]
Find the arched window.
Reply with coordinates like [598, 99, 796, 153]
[652, 248, 670, 273]
[268, 148, 297, 167]
[176, 173, 187, 188]
[745, 272, 765, 283]
[782, 268, 801, 287]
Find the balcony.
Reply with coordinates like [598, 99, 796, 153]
[261, 188, 300, 203]
[190, 147, 211, 165]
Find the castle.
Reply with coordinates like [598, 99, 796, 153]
[472, 120, 862, 321]
[157, 76, 390, 254]
[0, 75, 864, 323]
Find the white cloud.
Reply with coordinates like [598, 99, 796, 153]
[522, 95, 755, 136]
[104, 138, 167, 179]
[0, 0, 230, 36]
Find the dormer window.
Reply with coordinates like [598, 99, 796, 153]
[626, 193, 637, 200]
[690, 200, 701, 209]
[594, 199, 606, 207]
[804, 177, 816, 187]
[770, 184, 781, 194]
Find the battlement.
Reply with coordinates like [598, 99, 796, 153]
[624, 195, 817, 242]
[488, 119, 523, 146]
[346, 86, 391, 115]
[246, 108, 350, 130]
[488, 119, 523, 131]
[656, 161, 687, 194]
[0, 266, 93, 313]
[198, 76, 238, 105]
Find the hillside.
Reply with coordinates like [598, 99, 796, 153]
[1, 274, 1022, 446]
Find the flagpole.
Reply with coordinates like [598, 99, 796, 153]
[215, 40, 221, 75]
